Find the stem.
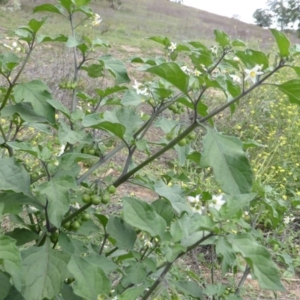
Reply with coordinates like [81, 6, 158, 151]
[99, 233, 108, 255]
[235, 265, 251, 295]
[141, 262, 173, 300]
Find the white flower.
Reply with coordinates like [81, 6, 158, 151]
[28, 206, 38, 213]
[58, 144, 65, 157]
[181, 65, 191, 75]
[192, 204, 206, 215]
[91, 13, 102, 26]
[244, 65, 264, 84]
[230, 74, 241, 84]
[193, 69, 201, 76]
[12, 41, 17, 48]
[209, 194, 226, 211]
[211, 45, 218, 54]
[233, 56, 240, 62]
[168, 42, 177, 52]
[144, 240, 153, 247]
[3, 43, 13, 50]
[187, 194, 201, 204]
[132, 80, 149, 96]
[284, 215, 295, 225]
[72, 202, 81, 209]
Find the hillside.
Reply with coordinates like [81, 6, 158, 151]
[1, 0, 296, 49]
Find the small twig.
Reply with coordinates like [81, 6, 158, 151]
[99, 233, 108, 255]
[235, 265, 251, 296]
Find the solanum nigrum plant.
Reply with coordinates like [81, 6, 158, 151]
[1, 0, 300, 299]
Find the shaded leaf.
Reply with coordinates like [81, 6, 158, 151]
[200, 128, 253, 195]
[271, 29, 290, 58]
[5, 229, 39, 246]
[277, 79, 300, 105]
[22, 239, 70, 300]
[123, 197, 167, 238]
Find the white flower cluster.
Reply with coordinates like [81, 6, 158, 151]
[91, 13, 102, 26]
[284, 215, 295, 225]
[3, 38, 21, 52]
[180, 66, 201, 76]
[187, 194, 226, 215]
[132, 80, 149, 96]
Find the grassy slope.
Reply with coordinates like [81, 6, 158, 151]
[1, 0, 294, 50]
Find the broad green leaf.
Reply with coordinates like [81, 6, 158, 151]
[175, 280, 203, 299]
[147, 62, 189, 94]
[6, 141, 40, 158]
[0, 192, 43, 211]
[151, 198, 175, 225]
[96, 85, 127, 98]
[0, 272, 11, 300]
[99, 55, 130, 84]
[60, 284, 82, 300]
[84, 254, 118, 275]
[228, 233, 285, 291]
[22, 239, 70, 300]
[235, 49, 269, 69]
[271, 29, 290, 58]
[0, 235, 23, 292]
[13, 80, 55, 123]
[68, 255, 111, 299]
[0, 52, 19, 71]
[123, 197, 167, 238]
[1, 103, 49, 124]
[40, 176, 76, 228]
[200, 128, 253, 195]
[33, 3, 65, 15]
[37, 34, 68, 44]
[82, 113, 125, 139]
[216, 237, 236, 275]
[58, 121, 88, 145]
[28, 18, 45, 33]
[277, 79, 300, 105]
[147, 36, 170, 46]
[0, 158, 30, 195]
[47, 99, 70, 117]
[119, 284, 149, 300]
[81, 63, 103, 78]
[164, 243, 186, 262]
[5, 228, 39, 246]
[154, 180, 191, 214]
[214, 30, 230, 47]
[232, 39, 246, 47]
[122, 89, 141, 106]
[222, 193, 256, 219]
[121, 261, 147, 286]
[106, 216, 137, 250]
[59, 232, 88, 255]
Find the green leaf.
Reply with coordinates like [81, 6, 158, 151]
[13, 80, 55, 123]
[235, 49, 269, 69]
[200, 128, 253, 195]
[123, 197, 167, 238]
[59, 232, 88, 255]
[99, 55, 130, 84]
[231, 39, 246, 47]
[277, 79, 300, 105]
[0, 235, 23, 292]
[5, 228, 39, 246]
[228, 233, 285, 291]
[84, 254, 118, 275]
[216, 237, 236, 275]
[82, 113, 125, 139]
[148, 36, 170, 46]
[147, 62, 189, 94]
[175, 280, 203, 299]
[47, 99, 70, 118]
[60, 284, 82, 300]
[1, 103, 49, 124]
[121, 261, 147, 286]
[28, 18, 45, 33]
[22, 239, 70, 300]
[58, 121, 88, 145]
[122, 89, 141, 106]
[0, 272, 11, 300]
[81, 63, 103, 78]
[0, 158, 31, 195]
[68, 255, 111, 299]
[214, 30, 230, 47]
[6, 141, 40, 158]
[0, 192, 43, 211]
[154, 180, 191, 214]
[270, 29, 290, 58]
[151, 198, 175, 225]
[40, 176, 76, 228]
[119, 284, 149, 300]
[106, 216, 137, 250]
[33, 3, 65, 15]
